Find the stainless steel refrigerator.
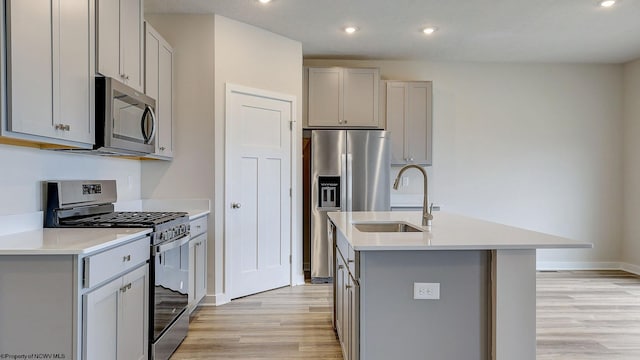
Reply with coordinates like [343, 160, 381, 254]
[310, 130, 390, 283]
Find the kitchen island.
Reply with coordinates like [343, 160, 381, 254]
[328, 211, 591, 360]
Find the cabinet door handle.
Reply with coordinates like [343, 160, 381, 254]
[348, 259, 355, 263]
[344, 119, 348, 124]
[125, 75, 130, 80]
[346, 285, 352, 289]
[159, 146, 166, 151]
[338, 265, 344, 270]
[120, 73, 126, 79]
[231, 203, 242, 209]
[123, 255, 131, 262]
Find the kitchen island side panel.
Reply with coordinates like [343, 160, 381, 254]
[360, 250, 489, 360]
[0, 255, 74, 358]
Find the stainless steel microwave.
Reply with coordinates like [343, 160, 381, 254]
[94, 77, 156, 155]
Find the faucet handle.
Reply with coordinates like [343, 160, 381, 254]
[428, 203, 434, 215]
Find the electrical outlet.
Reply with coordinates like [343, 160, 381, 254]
[414, 282, 440, 300]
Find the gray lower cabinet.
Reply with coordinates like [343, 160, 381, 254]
[0, 235, 150, 359]
[332, 220, 489, 360]
[188, 215, 208, 313]
[334, 228, 359, 360]
[83, 263, 148, 360]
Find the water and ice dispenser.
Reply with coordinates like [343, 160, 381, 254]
[317, 176, 340, 209]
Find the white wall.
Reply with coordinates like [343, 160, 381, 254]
[623, 58, 640, 268]
[306, 59, 624, 266]
[0, 144, 141, 215]
[141, 14, 216, 298]
[214, 15, 303, 300]
[142, 14, 303, 302]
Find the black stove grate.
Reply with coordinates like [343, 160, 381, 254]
[61, 211, 187, 227]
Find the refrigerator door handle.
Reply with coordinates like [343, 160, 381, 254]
[346, 152, 353, 212]
[341, 152, 348, 211]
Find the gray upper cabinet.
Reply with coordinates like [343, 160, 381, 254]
[307, 67, 380, 128]
[2, 0, 94, 147]
[144, 21, 174, 159]
[386, 81, 433, 165]
[97, 0, 144, 92]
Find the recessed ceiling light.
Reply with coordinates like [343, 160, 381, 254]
[344, 26, 359, 34]
[599, 0, 616, 7]
[422, 27, 438, 35]
[258, 0, 272, 4]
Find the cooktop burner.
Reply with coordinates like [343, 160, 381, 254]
[60, 211, 188, 227]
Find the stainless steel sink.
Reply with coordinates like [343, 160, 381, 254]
[353, 222, 424, 233]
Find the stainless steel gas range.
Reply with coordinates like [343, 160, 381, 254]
[44, 180, 190, 360]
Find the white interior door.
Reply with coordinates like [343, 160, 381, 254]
[227, 86, 292, 299]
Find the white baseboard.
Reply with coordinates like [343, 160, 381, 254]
[536, 261, 622, 271]
[537, 261, 640, 276]
[202, 293, 230, 306]
[293, 273, 306, 286]
[621, 262, 640, 276]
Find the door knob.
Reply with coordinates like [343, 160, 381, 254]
[231, 203, 241, 209]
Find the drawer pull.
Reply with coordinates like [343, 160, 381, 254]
[346, 285, 352, 289]
[338, 265, 344, 270]
[120, 283, 132, 293]
[123, 255, 131, 262]
[196, 225, 201, 229]
[348, 259, 355, 263]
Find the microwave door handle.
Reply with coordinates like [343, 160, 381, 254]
[140, 105, 156, 144]
[147, 106, 157, 144]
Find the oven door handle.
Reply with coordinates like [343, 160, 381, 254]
[154, 235, 190, 255]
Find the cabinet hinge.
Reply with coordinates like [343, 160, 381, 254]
[289, 254, 292, 264]
[289, 121, 293, 131]
[289, 188, 292, 197]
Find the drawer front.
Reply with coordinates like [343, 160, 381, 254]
[336, 233, 357, 277]
[337, 232, 348, 262]
[190, 216, 208, 238]
[348, 246, 357, 277]
[84, 236, 150, 288]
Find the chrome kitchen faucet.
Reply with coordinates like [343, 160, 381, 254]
[393, 164, 433, 227]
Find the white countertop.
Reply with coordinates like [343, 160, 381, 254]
[328, 211, 592, 251]
[0, 199, 209, 256]
[0, 227, 152, 255]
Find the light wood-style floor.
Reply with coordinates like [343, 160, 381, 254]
[172, 270, 640, 359]
[537, 270, 640, 360]
[171, 284, 341, 359]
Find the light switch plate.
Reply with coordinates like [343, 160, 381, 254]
[414, 282, 440, 300]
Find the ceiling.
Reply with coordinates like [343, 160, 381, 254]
[145, 0, 640, 64]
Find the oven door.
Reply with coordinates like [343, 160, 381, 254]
[152, 235, 189, 341]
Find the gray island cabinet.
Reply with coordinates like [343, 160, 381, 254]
[0, 228, 152, 360]
[328, 211, 591, 360]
